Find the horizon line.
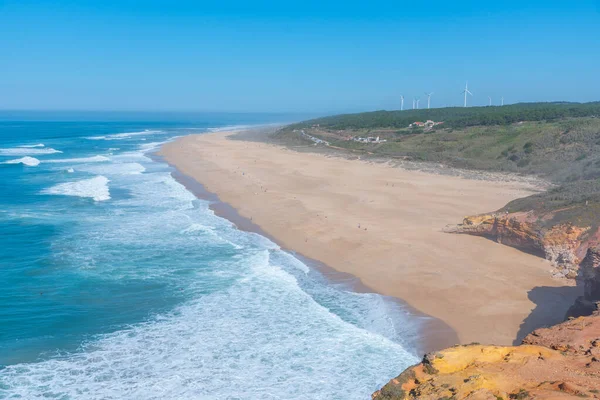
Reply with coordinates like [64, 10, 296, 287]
[0, 100, 598, 116]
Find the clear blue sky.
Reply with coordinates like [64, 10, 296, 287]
[1, 0, 599, 113]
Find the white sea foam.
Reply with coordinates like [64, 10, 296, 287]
[42, 176, 110, 201]
[1, 145, 420, 399]
[86, 130, 163, 141]
[0, 147, 62, 156]
[78, 162, 146, 176]
[180, 222, 213, 234]
[66, 168, 75, 173]
[45, 155, 110, 164]
[207, 124, 255, 132]
[180, 223, 243, 249]
[206, 123, 282, 133]
[0, 249, 417, 399]
[18, 143, 45, 148]
[3, 155, 110, 166]
[138, 140, 169, 153]
[2, 156, 41, 166]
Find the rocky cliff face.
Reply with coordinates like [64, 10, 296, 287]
[374, 208, 600, 399]
[568, 246, 600, 317]
[373, 311, 600, 399]
[444, 212, 598, 279]
[444, 211, 600, 316]
[444, 179, 600, 280]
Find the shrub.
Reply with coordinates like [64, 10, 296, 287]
[510, 389, 530, 399]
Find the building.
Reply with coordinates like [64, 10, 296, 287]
[353, 136, 386, 143]
[409, 120, 444, 130]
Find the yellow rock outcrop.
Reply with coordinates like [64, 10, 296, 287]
[373, 312, 600, 399]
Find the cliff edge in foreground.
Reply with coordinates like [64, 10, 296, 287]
[373, 310, 600, 399]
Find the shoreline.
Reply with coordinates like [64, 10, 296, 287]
[158, 130, 581, 348]
[156, 155, 459, 354]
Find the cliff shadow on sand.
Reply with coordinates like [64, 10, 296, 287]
[513, 283, 583, 344]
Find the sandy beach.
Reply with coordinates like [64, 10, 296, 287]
[159, 131, 580, 347]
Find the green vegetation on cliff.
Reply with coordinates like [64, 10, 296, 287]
[502, 178, 600, 231]
[504, 179, 600, 214]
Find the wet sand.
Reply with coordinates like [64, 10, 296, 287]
[159, 131, 580, 347]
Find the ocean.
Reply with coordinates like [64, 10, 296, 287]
[0, 113, 419, 399]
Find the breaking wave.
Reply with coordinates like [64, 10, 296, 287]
[45, 155, 110, 163]
[0, 147, 62, 156]
[0, 248, 417, 400]
[42, 176, 110, 202]
[77, 162, 146, 175]
[2, 156, 40, 166]
[85, 130, 163, 141]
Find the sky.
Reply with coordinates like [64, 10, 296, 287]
[0, 0, 599, 113]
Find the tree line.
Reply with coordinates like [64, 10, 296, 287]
[289, 102, 600, 130]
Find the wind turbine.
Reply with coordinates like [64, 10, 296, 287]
[412, 98, 416, 110]
[488, 96, 492, 106]
[501, 97, 504, 106]
[400, 95, 404, 111]
[416, 97, 421, 109]
[425, 92, 434, 109]
[462, 82, 473, 107]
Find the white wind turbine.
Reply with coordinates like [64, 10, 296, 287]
[400, 95, 405, 111]
[462, 82, 473, 107]
[488, 96, 492, 106]
[416, 97, 421, 109]
[425, 92, 434, 109]
[412, 98, 416, 110]
[501, 97, 504, 106]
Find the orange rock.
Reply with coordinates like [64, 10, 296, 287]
[373, 312, 600, 399]
[445, 212, 595, 279]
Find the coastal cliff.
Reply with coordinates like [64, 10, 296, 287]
[444, 179, 600, 280]
[373, 180, 600, 399]
[373, 310, 600, 399]
[444, 212, 597, 279]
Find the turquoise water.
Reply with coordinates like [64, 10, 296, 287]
[0, 114, 419, 399]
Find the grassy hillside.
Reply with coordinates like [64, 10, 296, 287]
[502, 179, 600, 233]
[278, 110, 600, 183]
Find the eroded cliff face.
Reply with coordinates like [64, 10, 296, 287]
[568, 246, 600, 317]
[444, 212, 598, 279]
[373, 311, 600, 400]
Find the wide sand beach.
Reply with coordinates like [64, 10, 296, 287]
[159, 131, 580, 348]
